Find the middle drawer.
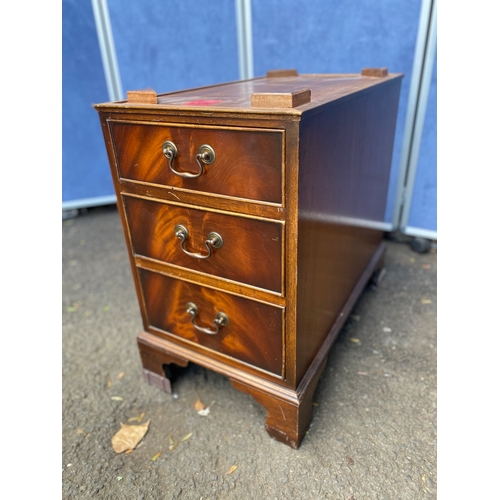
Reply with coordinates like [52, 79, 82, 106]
[123, 195, 283, 293]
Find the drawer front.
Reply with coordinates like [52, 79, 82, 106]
[124, 196, 283, 293]
[110, 121, 283, 204]
[139, 269, 283, 376]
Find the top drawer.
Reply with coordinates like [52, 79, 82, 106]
[109, 121, 283, 204]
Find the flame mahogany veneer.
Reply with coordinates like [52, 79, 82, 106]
[95, 71, 402, 448]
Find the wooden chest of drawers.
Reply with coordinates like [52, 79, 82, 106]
[95, 69, 402, 448]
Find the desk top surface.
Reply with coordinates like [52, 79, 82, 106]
[95, 72, 403, 117]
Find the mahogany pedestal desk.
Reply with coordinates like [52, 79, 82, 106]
[95, 69, 402, 448]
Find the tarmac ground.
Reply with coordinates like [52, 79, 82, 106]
[62, 204, 437, 499]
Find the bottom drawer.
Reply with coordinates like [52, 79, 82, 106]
[139, 269, 283, 376]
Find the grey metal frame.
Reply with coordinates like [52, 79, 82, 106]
[235, 0, 254, 80]
[62, 0, 122, 212]
[62, 194, 117, 211]
[90, 0, 123, 102]
[392, 0, 437, 240]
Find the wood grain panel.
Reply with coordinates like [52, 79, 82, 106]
[295, 79, 402, 381]
[139, 270, 283, 375]
[296, 222, 382, 380]
[110, 121, 283, 203]
[120, 179, 286, 220]
[123, 195, 283, 292]
[152, 74, 401, 113]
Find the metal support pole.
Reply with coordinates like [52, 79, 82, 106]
[399, 0, 437, 239]
[91, 0, 123, 101]
[235, 0, 254, 80]
[392, 0, 436, 239]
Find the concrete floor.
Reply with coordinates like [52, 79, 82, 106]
[62, 205, 436, 499]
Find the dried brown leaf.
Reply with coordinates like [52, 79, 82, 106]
[193, 399, 206, 411]
[111, 421, 150, 453]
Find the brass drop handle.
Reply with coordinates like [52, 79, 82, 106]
[162, 141, 216, 179]
[186, 302, 229, 335]
[174, 224, 223, 259]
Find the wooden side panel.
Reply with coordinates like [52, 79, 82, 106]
[138, 269, 283, 376]
[295, 78, 402, 382]
[123, 195, 283, 293]
[109, 121, 283, 203]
